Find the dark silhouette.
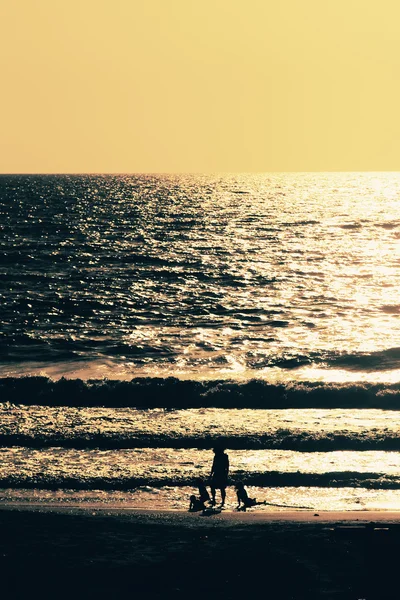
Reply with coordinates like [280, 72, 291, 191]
[235, 482, 266, 511]
[210, 446, 229, 506]
[188, 495, 206, 512]
[196, 478, 211, 505]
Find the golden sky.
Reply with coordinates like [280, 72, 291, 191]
[1, 1, 400, 173]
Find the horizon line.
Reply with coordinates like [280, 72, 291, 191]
[1, 170, 400, 176]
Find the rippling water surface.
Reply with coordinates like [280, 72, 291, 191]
[2, 172, 400, 381]
[2, 173, 400, 510]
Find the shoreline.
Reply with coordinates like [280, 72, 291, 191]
[2, 502, 400, 522]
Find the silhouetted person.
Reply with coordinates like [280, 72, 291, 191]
[210, 446, 229, 506]
[189, 495, 206, 512]
[235, 482, 266, 511]
[196, 478, 211, 505]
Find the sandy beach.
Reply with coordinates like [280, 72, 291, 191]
[1, 505, 400, 599]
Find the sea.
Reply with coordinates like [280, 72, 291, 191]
[2, 172, 400, 511]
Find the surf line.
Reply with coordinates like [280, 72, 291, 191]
[263, 501, 314, 510]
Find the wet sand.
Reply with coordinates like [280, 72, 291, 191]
[1, 505, 400, 599]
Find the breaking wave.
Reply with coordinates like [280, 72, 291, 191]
[1, 471, 399, 491]
[2, 376, 400, 409]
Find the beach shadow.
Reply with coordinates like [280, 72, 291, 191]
[200, 507, 222, 517]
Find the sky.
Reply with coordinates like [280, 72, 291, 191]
[1, 0, 400, 173]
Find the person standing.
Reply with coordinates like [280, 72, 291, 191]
[210, 446, 229, 506]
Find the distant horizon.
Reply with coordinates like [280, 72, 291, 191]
[2, 170, 400, 176]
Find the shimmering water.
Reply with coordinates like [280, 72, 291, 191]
[2, 173, 400, 510]
[2, 172, 400, 382]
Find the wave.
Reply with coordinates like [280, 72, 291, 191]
[4, 338, 400, 375]
[1, 431, 400, 452]
[1, 471, 399, 490]
[2, 376, 400, 409]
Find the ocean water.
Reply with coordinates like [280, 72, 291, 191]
[2, 172, 400, 511]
